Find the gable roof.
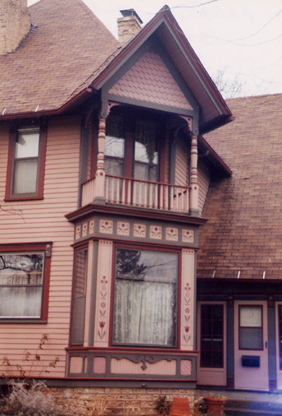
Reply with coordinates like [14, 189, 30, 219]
[0, 1, 231, 135]
[92, 5, 232, 134]
[197, 93, 282, 280]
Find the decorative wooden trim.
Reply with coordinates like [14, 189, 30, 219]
[67, 349, 197, 381]
[66, 202, 208, 224]
[180, 249, 195, 351]
[94, 240, 113, 347]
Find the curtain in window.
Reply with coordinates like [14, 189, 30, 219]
[113, 279, 175, 346]
[112, 249, 177, 347]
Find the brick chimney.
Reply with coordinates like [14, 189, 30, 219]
[118, 9, 142, 45]
[0, 0, 31, 55]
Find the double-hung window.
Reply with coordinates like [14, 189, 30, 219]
[0, 243, 51, 322]
[112, 247, 178, 348]
[5, 122, 47, 200]
[104, 107, 161, 181]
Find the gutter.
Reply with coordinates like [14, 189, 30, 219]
[0, 88, 94, 121]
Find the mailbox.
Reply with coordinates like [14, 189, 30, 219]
[241, 355, 260, 367]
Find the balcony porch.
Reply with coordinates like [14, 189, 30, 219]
[82, 175, 192, 214]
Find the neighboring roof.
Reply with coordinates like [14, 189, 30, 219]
[0, 0, 120, 117]
[197, 93, 282, 280]
[0, 1, 231, 135]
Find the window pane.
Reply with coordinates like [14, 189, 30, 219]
[72, 248, 88, 345]
[200, 304, 224, 368]
[240, 327, 262, 349]
[113, 249, 178, 347]
[105, 136, 124, 159]
[240, 306, 262, 327]
[0, 253, 44, 318]
[134, 120, 158, 182]
[105, 116, 125, 176]
[15, 128, 40, 159]
[13, 159, 38, 194]
[104, 156, 124, 177]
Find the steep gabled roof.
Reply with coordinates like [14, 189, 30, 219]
[91, 5, 232, 134]
[0, 0, 120, 117]
[197, 93, 282, 280]
[0, 1, 231, 136]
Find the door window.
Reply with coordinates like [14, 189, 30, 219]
[200, 304, 224, 367]
[239, 305, 263, 350]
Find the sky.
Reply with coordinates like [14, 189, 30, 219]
[27, 0, 282, 98]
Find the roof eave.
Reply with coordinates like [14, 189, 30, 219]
[198, 134, 232, 177]
[0, 88, 94, 121]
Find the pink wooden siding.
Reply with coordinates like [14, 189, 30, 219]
[175, 138, 189, 186]
[0, 115, 81, 378]
[109, 47, 194, 111]
[198, 160, 210, 214]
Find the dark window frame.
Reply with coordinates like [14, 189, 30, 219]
[5, 120, 47, 201]
[0, 242, 52, 323]
[200, 303, 224, 368]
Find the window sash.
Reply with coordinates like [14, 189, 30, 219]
[5, 121, 47, 200]
[0, 252, 45, 319]
[239, 305, 263, 350]
[112, 248, 178, 347]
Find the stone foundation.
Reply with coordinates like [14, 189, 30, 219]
[50, 387, 196, 416]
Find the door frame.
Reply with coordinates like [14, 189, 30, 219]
[197, 301, 227, 386]
[234, 300, 269, 391]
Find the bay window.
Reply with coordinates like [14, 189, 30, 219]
[112, 247, 178, 347]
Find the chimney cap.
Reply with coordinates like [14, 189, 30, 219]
[120, 9, 143, 24]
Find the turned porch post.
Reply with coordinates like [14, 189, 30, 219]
[94, 117, 106, 203]
[190, 135, 199, 216]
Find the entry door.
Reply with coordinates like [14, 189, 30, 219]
[234, 301, 268, 390]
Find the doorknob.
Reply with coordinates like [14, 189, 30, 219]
[265, 340, 268, 349]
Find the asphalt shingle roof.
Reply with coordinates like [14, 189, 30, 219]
[0, 0, 120, 116]
[198, 93, 282, 280]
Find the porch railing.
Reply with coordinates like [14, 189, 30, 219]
[82, 175, 191, 213]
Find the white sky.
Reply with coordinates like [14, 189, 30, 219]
[27, 0, 282, 98]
